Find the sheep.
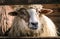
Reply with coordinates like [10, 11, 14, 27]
[7, 4, 57, 37]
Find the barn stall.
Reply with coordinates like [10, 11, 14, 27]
[0, 4, 60, 37]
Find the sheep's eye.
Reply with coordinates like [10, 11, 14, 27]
[19, 9, 29, 22]
[20, 10, 27, 16]
[18, 8, 29, 19]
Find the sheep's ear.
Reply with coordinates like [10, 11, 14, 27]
[8, 11, 18, 16]
[40, 9, 53, 14]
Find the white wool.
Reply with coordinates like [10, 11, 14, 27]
[40, 14, 57, 37]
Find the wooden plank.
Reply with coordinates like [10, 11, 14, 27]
[47, 14, 60, 17]
[48, 17, 60, 23]
[43, 4, 60, 9]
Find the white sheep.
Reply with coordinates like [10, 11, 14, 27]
[7, 4, 57, 37]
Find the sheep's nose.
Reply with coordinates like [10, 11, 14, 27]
[31, 22, 38, 26]
[30, 22, 38, 30]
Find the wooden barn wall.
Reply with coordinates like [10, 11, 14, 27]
[0, 0, 60, 4]
[0, 4, 60, 36]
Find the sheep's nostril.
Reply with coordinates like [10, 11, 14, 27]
[31, 22, 38, 26]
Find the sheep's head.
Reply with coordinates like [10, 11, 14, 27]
[8, 5, 53, 31]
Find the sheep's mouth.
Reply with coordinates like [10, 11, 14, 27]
[29, 26, 38, 30]
[29, 27, 38, 30]
[30, 28, 37, 30]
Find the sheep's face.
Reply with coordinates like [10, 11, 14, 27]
[27, 8, 42, 30]
[8, 7, 53, 31]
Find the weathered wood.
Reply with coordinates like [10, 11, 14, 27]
[0, 0, 60, 4]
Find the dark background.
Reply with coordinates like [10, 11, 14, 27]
[0, 0, 60, 4]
